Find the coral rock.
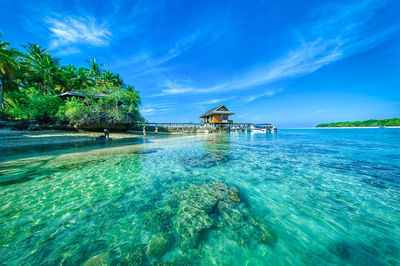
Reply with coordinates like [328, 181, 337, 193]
[146, 233, 172, 259]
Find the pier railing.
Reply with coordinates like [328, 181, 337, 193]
[137, 122, 253, 128]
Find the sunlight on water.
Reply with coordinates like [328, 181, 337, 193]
[1, 129, 399, 265]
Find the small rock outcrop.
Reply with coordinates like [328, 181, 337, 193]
[146, 233, 172, 259]
[140, 181, 277, 264]
[172, 182, 276, 250]
[180, 153, 230, 168]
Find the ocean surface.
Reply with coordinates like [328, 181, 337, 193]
[1, 129, 399, 265]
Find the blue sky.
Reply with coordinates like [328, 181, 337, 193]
[1, 0, 399, 128]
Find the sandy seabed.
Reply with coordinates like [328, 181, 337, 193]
[0, 129, 141, 149]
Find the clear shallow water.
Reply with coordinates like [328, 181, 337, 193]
[1, 129, 399, 265]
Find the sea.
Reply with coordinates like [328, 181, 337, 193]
[1, 129, 399, 265]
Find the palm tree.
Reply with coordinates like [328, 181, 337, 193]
[23, 43, 47, 62]
[60, 65, 92, 92]
[0, 33, 22, 111]
[75, 67, 92, 91]
[101, 70, 114, 82]
[39, 53, 60, 95]
[23, 44, 60, 95]
[86, 58, 103, 89]
[122, 85, 141, 108]
[58, 65, 77, 92]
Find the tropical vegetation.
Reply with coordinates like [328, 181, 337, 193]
[316, 118, 400, 127]
[0, 31, 142, 126]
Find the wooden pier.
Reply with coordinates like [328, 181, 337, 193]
[134, 122, 254, 133]
[138, 122, 252, 129]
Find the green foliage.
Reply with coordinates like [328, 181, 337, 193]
[1, 90, 30, 119]
[29, 95, 64, 121]
[120, 85, 141, 107]
[316, 118, 400, 127]
[0, 33, 143, 124]
[61, 97, 126, 123]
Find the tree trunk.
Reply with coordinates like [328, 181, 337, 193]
[0, 79, 4, 111]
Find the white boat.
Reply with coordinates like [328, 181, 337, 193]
[251, 127, 267, 133]
[250, 124, 272, 133]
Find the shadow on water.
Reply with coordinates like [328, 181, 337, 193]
[0, 157, 54, 186]
[0, 138, 152, 187]
[0, 137, 146, 163]
[328, 240, 386, 265]
[320, 160, 400, 189]
[180, 134, 232, 168]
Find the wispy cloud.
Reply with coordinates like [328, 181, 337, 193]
[141, 108, 156, 115]
[152, 79, 226, 96]
[244, 88, 284, 102]
[112, 28, 222, 78]
[198, 97, 236, 105]
[140, 102, 176, 115]
[310, 109, 326, 115]
[152, 0, 398, 96]
[53, 46, 81, 56]
[149, 39, 348, 96]
[155, 80, 195, 96]
[20, 0, 151, 54]
[228, 39, 343, 90]
[47, 16, 111, 50]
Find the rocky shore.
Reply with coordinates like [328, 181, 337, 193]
[2, 119, 134, 131]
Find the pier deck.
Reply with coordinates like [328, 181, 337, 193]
[137, 122, 253, 131]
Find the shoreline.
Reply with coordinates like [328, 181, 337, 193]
[0, 129, 212, 151]
[0, 129, 142, 149]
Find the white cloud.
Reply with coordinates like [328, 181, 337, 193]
[152, 0, 397, 96]
[199, 97, 236, 105]
[54, 46, 81, 56]
[112, 28, 222, 78]
[140, 103, 176, 115]
[244, 88, 284, 102]
[155, 80, 195, 96]
[141, 108, 156, 115]
[47, 16, 111, 50]
[149, 39, 345, 96]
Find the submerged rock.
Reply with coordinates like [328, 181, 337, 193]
[144, 210, 172, 233]
[83, 252, 111, 266]
[140, 181, 277, 263]
[229, 186, 241, 204]
[171, 182, 276, 250]
[146, 233, 172, 259]
[117, 243, 147, 265]
[217, 201, 244, 229]
[180, 153, 230, 168]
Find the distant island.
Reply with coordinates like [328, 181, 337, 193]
[316, 118, 400, 128]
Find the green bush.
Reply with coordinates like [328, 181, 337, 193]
[60, 97, 134, 123]
[59, 97, 87, 122]
[29, 95, 64, 122]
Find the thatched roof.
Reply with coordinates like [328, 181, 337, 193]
[199, 105, 234, 118]
[58, 91, 127, 105]
[58, 91, 85, 99]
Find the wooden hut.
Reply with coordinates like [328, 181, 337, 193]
[200, 105, 234, 124]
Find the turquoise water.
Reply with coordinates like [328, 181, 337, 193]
[1, 129, 399, 265]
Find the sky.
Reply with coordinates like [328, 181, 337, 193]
[1, 0, 399, 128]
